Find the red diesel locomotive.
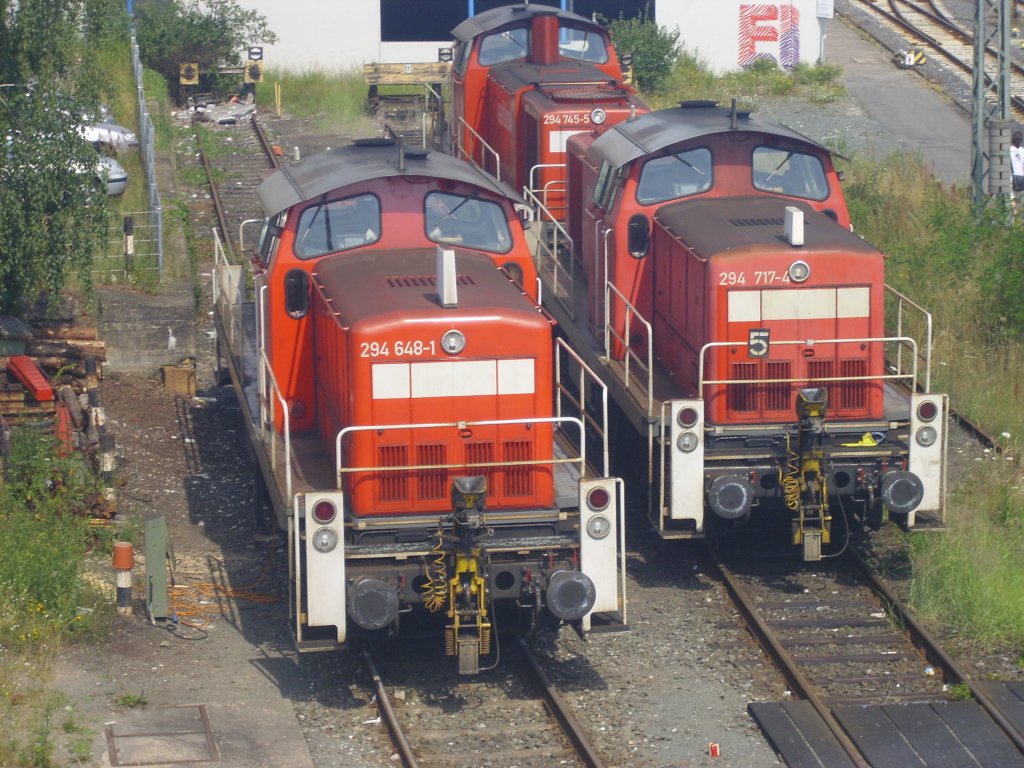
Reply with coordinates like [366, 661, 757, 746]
[450, 3, 646, 218]
[213, 139, 625, 673]
[442, 5, 945, 557]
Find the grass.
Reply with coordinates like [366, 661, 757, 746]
[255, 68, 379, 136]
[840, 149, 1024, 653]
[0, 428, 117, 767]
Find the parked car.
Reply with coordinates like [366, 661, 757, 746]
[79, 120, 138, 153]
[96, 155, 127, 196]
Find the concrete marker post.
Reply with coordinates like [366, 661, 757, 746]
[114, 541, 134, 616]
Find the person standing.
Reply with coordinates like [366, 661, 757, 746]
[1011, 131, 1024, 195]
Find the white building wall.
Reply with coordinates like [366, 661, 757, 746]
[651, 0, 829, 74]
[243, 1, 450, 71]
[242, 1, 830, 74]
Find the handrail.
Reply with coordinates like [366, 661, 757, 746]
[212, 227, 294, 501]
[255, 284, 293, 500]
[334, 416, 587, 486]
[239, 218, 262, 256]
[885, 284, 934, 392]
[455, 117, 501, 182]
[523, 185, 575, 314]
[605, 280, 655, 420]
[697, 336, 920, 393]
[555, 337, 611, 477]
[527, 162, 567, 213]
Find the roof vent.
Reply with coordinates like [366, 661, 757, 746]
[785, 206, 804, 247]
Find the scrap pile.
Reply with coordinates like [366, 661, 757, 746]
[0, 315, 116, 517]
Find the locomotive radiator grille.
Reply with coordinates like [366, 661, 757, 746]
[503, 440, 534, 497]
[728, 361, 791, 415]
[379, 445, 409, 502]
[838, 359, 867, 410]
[465, 442, 495, 494]
[417, 443, 448, 500]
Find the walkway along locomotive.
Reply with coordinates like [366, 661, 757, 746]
[212, 139, 626, 674]
[443, 4, 948, 560]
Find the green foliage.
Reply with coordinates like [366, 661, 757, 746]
[0, 428, 103, 651]
[254, 68, 378, 135]
[115, 691, 148, 708]
[605, 8, 680, 93]
[653, 48, 842, 108]
[0, 0, 131, 316]
[133, 0, 278, 102]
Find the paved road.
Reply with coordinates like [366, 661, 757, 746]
[826, 15, 973, 188]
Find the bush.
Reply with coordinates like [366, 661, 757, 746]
[605, 8, 680, 94]
[133, 0, 277, 102]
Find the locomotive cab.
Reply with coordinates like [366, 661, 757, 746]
[451, 4, 644, 217]
[252, 140, 538, 433]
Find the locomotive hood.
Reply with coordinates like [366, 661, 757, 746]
[653, 197, 878, 260]
[312, 248, 547, 328]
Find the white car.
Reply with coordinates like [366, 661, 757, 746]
[79, 121, 139, 153]
[96, 155, 128, 196]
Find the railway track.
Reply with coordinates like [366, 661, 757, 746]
[710, 544, 1024, 766]
[196, 114, 280, 258]
[362, 637, 607, 768]
[851, 0, 1024, 120]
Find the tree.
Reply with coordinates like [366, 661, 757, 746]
[0, 0, 121, 317]
[605, 9, 681, 95]
[133, 0, 278, 102]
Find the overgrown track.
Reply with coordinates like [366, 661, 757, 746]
[362, 638, 608, 768]
[197, 114, 280, 259]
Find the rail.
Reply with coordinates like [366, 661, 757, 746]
[605, 280, 655, 419]
[885, 284, 935, 392]
[334, 415, 587, 487]
[211, 228, 293, 499]
[524, 187, 574, 313]
[527, 162, 568, 217]
[554, 337, 611, 476]
[454, 116, 501, 182]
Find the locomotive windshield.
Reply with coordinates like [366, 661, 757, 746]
[477, 24, 608, 66]
[558, 26, 609, 63]
[478, 28, 528, 65]
[636, 148, 713, 204]
[425, 191, 513, 253]
[751, 146, 830, 201]
[293, 193, 381, 259]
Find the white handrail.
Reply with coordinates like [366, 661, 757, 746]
[605, 280, 655, 420]
[555, 337, 611, 477]
[697, 336, 920, 392]
[885, 284, 934, 392]
[455, 117, 501, 182]
[334, 416, 587, 485]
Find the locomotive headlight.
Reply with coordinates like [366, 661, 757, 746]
[916, 425, 938, 447]
[441, 329, 466, 355]
[590, 108, 607, 125]
[677, 431, 699, 452]
[311, 527, 338, 553]
[788, 260, 811, 283]
[586, 514, 611, 540]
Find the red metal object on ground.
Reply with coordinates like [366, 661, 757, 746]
[8, 355, 54, 401]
